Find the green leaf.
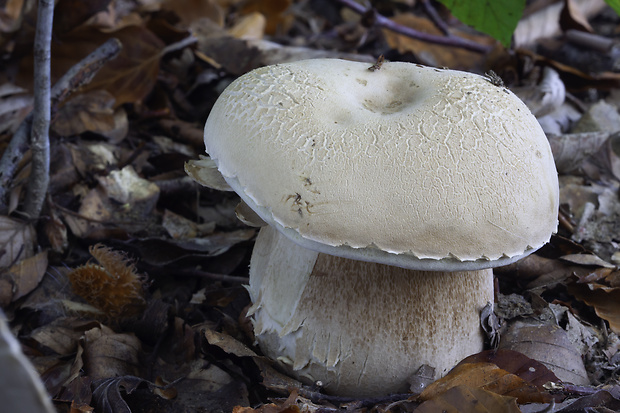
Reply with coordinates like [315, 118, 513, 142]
[605, 0, 620, 16]
[436, 0, 526, 47]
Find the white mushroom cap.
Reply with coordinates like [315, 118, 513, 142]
[204, 59, 559, 271]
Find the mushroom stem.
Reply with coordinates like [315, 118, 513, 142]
[247, 226, 494, 397]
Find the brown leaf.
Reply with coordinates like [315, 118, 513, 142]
[83, 325, 142, 380]
[0, 216, 35, 268]
[0, 83, 32, 135]
[240, 0, 293, 35]
[458, 349, 559, 389]
[416, 385, 521, 413]
[204, 328, 258, 358]
[228, 12, 266, 40]
[43, 26, 164, 106]
[569, 281, 620, 334]
[91, 376, 148, 413]
[0, 0, 26, 33]
[161, 0, 225, 28]
[52, 90, 128, 142]
[3, 251, 49, 302]
[419, 362, 552, 404]
[499, 320, 589, 385]
[53, 0, 112, 34]
[560, 0, 595, 33]
[561, 253, 615, 268]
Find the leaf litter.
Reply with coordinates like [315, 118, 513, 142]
[3, 0, 620, 412]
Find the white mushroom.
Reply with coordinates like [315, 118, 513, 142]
[190, 58, 559, 397]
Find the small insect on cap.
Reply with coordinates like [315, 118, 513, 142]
[204, 58, 559, 269]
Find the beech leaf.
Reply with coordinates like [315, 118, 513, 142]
[436, 0, 525, 46]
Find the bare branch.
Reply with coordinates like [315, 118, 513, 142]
[335, 0, 492, 54]
[51, 38, 122, 119]
[0, 38, 122, 215]
[23, 0, 54, 219]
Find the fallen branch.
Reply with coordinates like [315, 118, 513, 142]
[335, 0, 491, 54]
[0, 38, 122, 215]
[22, 0, 54, 219]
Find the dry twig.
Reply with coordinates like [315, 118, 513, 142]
[0, 37, 122, 215]
[22, 0, 54, 219]
[335, 0, 491, 53]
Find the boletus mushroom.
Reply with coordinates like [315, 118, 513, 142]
[186, 58, 559, 397]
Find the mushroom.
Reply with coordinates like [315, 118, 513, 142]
[187, 58, 559, 397]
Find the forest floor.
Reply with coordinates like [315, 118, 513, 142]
[2, 1, 620, 412]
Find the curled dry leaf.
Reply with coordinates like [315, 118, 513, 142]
[52, 90, 128, 142]
[83, 325, 142, 381]
[98, 166, 160, 215]
[548, 131, 610, 174]
[569, 277, 620, 334]
[204, 328, 258, 358]
[0, 216, 35, 268]
[91, 376, 148, 413]
[228, 12, 266, 40]
[512, 67, 565, 118]
[239, 0, 293, 35]
[28, 317, 86, 356]
[0, 83, 32, 135]
[162, 209, 216, 239]
[0, 251, 48, 306]
[513, 0, 606, 47]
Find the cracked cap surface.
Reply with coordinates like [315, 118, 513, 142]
[204, 58, 559, 269]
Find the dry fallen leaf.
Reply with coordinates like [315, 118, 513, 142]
[382, 13, 491, 70]
[416, 385, 521, 413]
[204, 328, 258, 358]
[458, 349, 559, 389]
[569, 279, 620, 334]
[47, 25, 165, 107]
[52, 90, 128, 142]
[82, 325, 142, 380]
[499, 320, 590, 384]
[239, 0, 292, 35]
[0, 216, 35, 268]
[1, 251, 48, 304]
[419, 362, 552, 404]
[53, 0, 112, 34]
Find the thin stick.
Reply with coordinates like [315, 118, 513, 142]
[51, 38, 122, 119]
[0, 39, 122, 214]
[421, 0, 450, 36]
[23, 0, 54, 219]
[335, 0, 491, 54]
